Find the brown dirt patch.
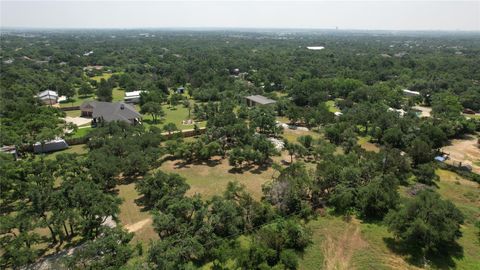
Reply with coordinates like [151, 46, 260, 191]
[442, 135, 480, 174]
[412, 105, 432, 117]
[125, 218, 152, 233]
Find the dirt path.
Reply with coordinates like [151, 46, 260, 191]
[322, 223, 367, 270]
[124, 218, 152, 233]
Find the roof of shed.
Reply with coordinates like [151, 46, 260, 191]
[245, 95, 276, 105]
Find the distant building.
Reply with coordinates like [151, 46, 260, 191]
[37, 90, 59, 105]
[245, 95, 276, 107]
[80, 101, 142, 125]
[33, 139, 68, 153]
[402, 89, 421, 96]
[0, 145, 18, 160]
[124, 90, 144, 104]
[176, 86, 185, 94]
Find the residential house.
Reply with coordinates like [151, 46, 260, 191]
[245, 95, 276, 107]
[80, 101, 142, 125]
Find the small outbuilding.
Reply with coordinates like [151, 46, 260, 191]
[124, 90, 144, 104]
[176, 86, 185, 94]
[245, 95, 276, 107]
[34, 139, 69, 153]
[37, 90, 59, 105]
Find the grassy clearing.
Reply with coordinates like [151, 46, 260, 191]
[43, 144, 87, 160]
[65, 110, 81, 117]
[117, 183, 158, 247]
[159, 156, 280, 200]
[112, 87, 124, 102]
[66, 127, 92, 139]
[141, 104, 206, 131]
[300, 169, 480, 270]
[59, 95, 94, 107]
[434, 169, 480, 269]
[298, 215, 414, 270]
[325, 100, 340, 113]
[282, 129, 321, 143]
[90, 72, 114, 82]
[358, 136, 380, 153]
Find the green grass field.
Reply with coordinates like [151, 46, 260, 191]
[59, 95, 94, 107]
[112, 87, 124, 101]
[66, 127, 92, 139]
[65, 110, 82, 117]
[159, 156, 279, 199]
[90, 72, 122, 82]
[282, 128, 322, 143]
[141, 104, 206, 131]
[43, 144, 87, 160]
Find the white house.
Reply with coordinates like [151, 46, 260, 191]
[37, 90, 59, 105]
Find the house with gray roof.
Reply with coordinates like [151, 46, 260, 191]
[80, 101, 142, 125]
[245, 95, 276, 107]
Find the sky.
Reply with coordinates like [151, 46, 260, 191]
[1, 0, 479, 31]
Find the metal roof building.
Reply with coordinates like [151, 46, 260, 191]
[245, 95, 276, 106]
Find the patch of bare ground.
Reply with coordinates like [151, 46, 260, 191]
[322, 221, 367, 270]
[412, 105, 432, 118]
[125, 218, 152, 233]
[442, 134, 480, 174]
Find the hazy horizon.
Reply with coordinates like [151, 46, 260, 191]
[1, 1, 479, 31]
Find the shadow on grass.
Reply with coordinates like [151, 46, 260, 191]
[143, 119, 165, 126]
[172, 158, 222, 169]
[383, 237, 464, 269]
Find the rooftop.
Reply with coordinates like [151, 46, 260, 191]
[402, 89, 421, 95]
[81, 101, 141, 122]
[245, 95, 276, 105]
[125, 90, 144, 97]
[38, 90, 58, 98]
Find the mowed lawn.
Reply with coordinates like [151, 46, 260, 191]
[59, 95, 94, 107]
[117, 183, 158, 247]
[141, 104, 206, 131]
[159, 157, 280, 200]
[43, 144, 87, 160]
[282, 128, 322, 143]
